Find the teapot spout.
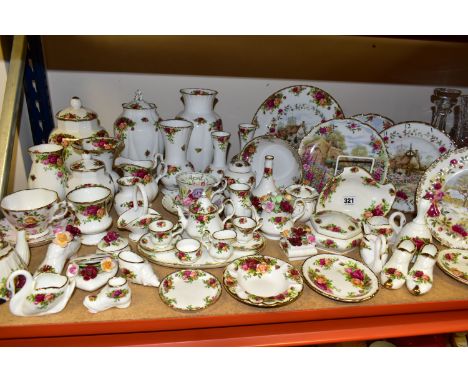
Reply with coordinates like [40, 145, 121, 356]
[15, 230, 30, 266]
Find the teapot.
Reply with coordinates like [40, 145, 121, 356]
[6, 270, 75, 316]
[175, 191, 234, 240]
[0, 231, 29, 302]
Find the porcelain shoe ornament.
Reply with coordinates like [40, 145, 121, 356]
[363, 212, 406, 245]
[406, 244, 438, 296]
[360, 234, 388, 275]
[117, 208, 161, 242]
[66, 254, 118, 292]
[380, 239, 416, 290]
[34, 226, 81, 276]
[393, 198, 433, 251]
[316, 166, 396, 221]
[0, 231, 29, 303]
[97, 231, 129, 257]
[175, 191, 234, 239]
[202, 229, 237, 262]
[118, 250, 160, 287]
[83, 276, 131, 313]
[7, 270, 75, 316]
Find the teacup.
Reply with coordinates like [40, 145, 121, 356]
[202, 229, 237, 261]
[176, 171, 226, 207]
[175, 238, 202, 265]
[118, 251, 160, 287]
[363, 212, 406, 244]
[1, 188, 68, 239]
[66, 185, 113, 244]
[148, 219, 182, 248]
[231, 216, 263, 244]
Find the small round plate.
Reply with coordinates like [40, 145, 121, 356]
[240, 135, 302, 188]
[350, 113, 394, 133]
[223, 255, 303, 308]
[159, 270, 222, 312]
[302, 254, 379, 303]
[436, 249, 468, 286]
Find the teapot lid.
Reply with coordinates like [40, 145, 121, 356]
[228, 159, 251, 174]
[56, 97, 98, 122]
[122, 90, 157, 110]
[70, 157, 105, 172]
[189, 192, 218, 214]
[285, 184, 318, 200]
[310, 210, 361, 240]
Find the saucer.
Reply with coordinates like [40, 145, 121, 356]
[159, 270, 222, 312]
[138, 233, 179, 252]
[231, 231, 266, 255]
[223, 255, 303, 308]
[138, 233, 244, 269]
[0, 214, 75, 248]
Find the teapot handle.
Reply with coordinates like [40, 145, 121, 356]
[135, 182, 149, 215]
[152, 153, 164, 170]
[253, 217, 263, 233]
[171, 222, 184, 238]
[201, 230, 211, 251]
[212, 178, 227, 199]
[222, 199, 235, 228]
[49, 200, 69, 223]
[389, 211, 406, 234]
[154, 161, 168, 183]
[291, 199, 306, 224]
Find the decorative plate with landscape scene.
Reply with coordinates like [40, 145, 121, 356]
[381, 122, 455, 212]
[351, 113, 394, 133]
[302, 254, 379, 302]
[416, 147, 468, 249]
[252, 85, 344, 148]
[298, 119, 389, 192]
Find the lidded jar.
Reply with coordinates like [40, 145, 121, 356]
[223, 159, 256, 197]
[65, 157, 115, 197]
[113, 90, 163, 162]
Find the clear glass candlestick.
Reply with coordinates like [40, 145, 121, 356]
[431, 87, 461, 134]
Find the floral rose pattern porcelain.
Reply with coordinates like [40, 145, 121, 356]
[381, 122, 455, 212]
[252, 85, 343, 147]
[416, 147, 468, 249]
[223, 255, 303, 308]
[436, 249, 468, 285]
[302, 254, 379, 302]
[299, 119, 389, 192]
[159, 270, 221, 311]
[350, 113, 394, 133]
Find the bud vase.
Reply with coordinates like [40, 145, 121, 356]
[206, 131, 230, 181]
[251, 155, 279, 200]
[238, 123, 257, 151]
[176, 88, 223, 172]
[158, 119, 195, 195]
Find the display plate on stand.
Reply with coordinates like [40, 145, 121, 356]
[302, 254, 379, 303]
[252, 85, 344, 148]
[381, 121, 455, 212]
[351, 113, 394, 133]
[240, 135, 302, 188]
[416, 147, 468, 249]
[299, 118, 389, 192]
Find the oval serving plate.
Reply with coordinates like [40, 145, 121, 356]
[436, 249, 468, 286]
[415, 147, 468, 250]
[302, 254, 379, 303]
[223, 255, 303, 308]
[159, 269, 222, 312]
[240, 135, 302, 188]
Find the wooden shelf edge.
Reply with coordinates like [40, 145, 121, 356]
[1, 309, 467, 346]
[1, 298, 467, 342]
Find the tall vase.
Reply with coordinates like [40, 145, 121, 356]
[176, 88, 223, 172]
[158, 119, 194, 195]
[251, 155, 279, 200]
[28, 144, 67, 200]
[238, 123, 257, 152]
[206, 131, 230, 181]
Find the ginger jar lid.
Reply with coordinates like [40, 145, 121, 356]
[228, 160, 252, 174]
[56, 97, 98, 122]
[310, 210, 361, 240]
[122, 89, 156, 110]
[70, 157, 105, 172]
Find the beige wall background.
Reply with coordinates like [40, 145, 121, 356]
[4, 69, 468, 191]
